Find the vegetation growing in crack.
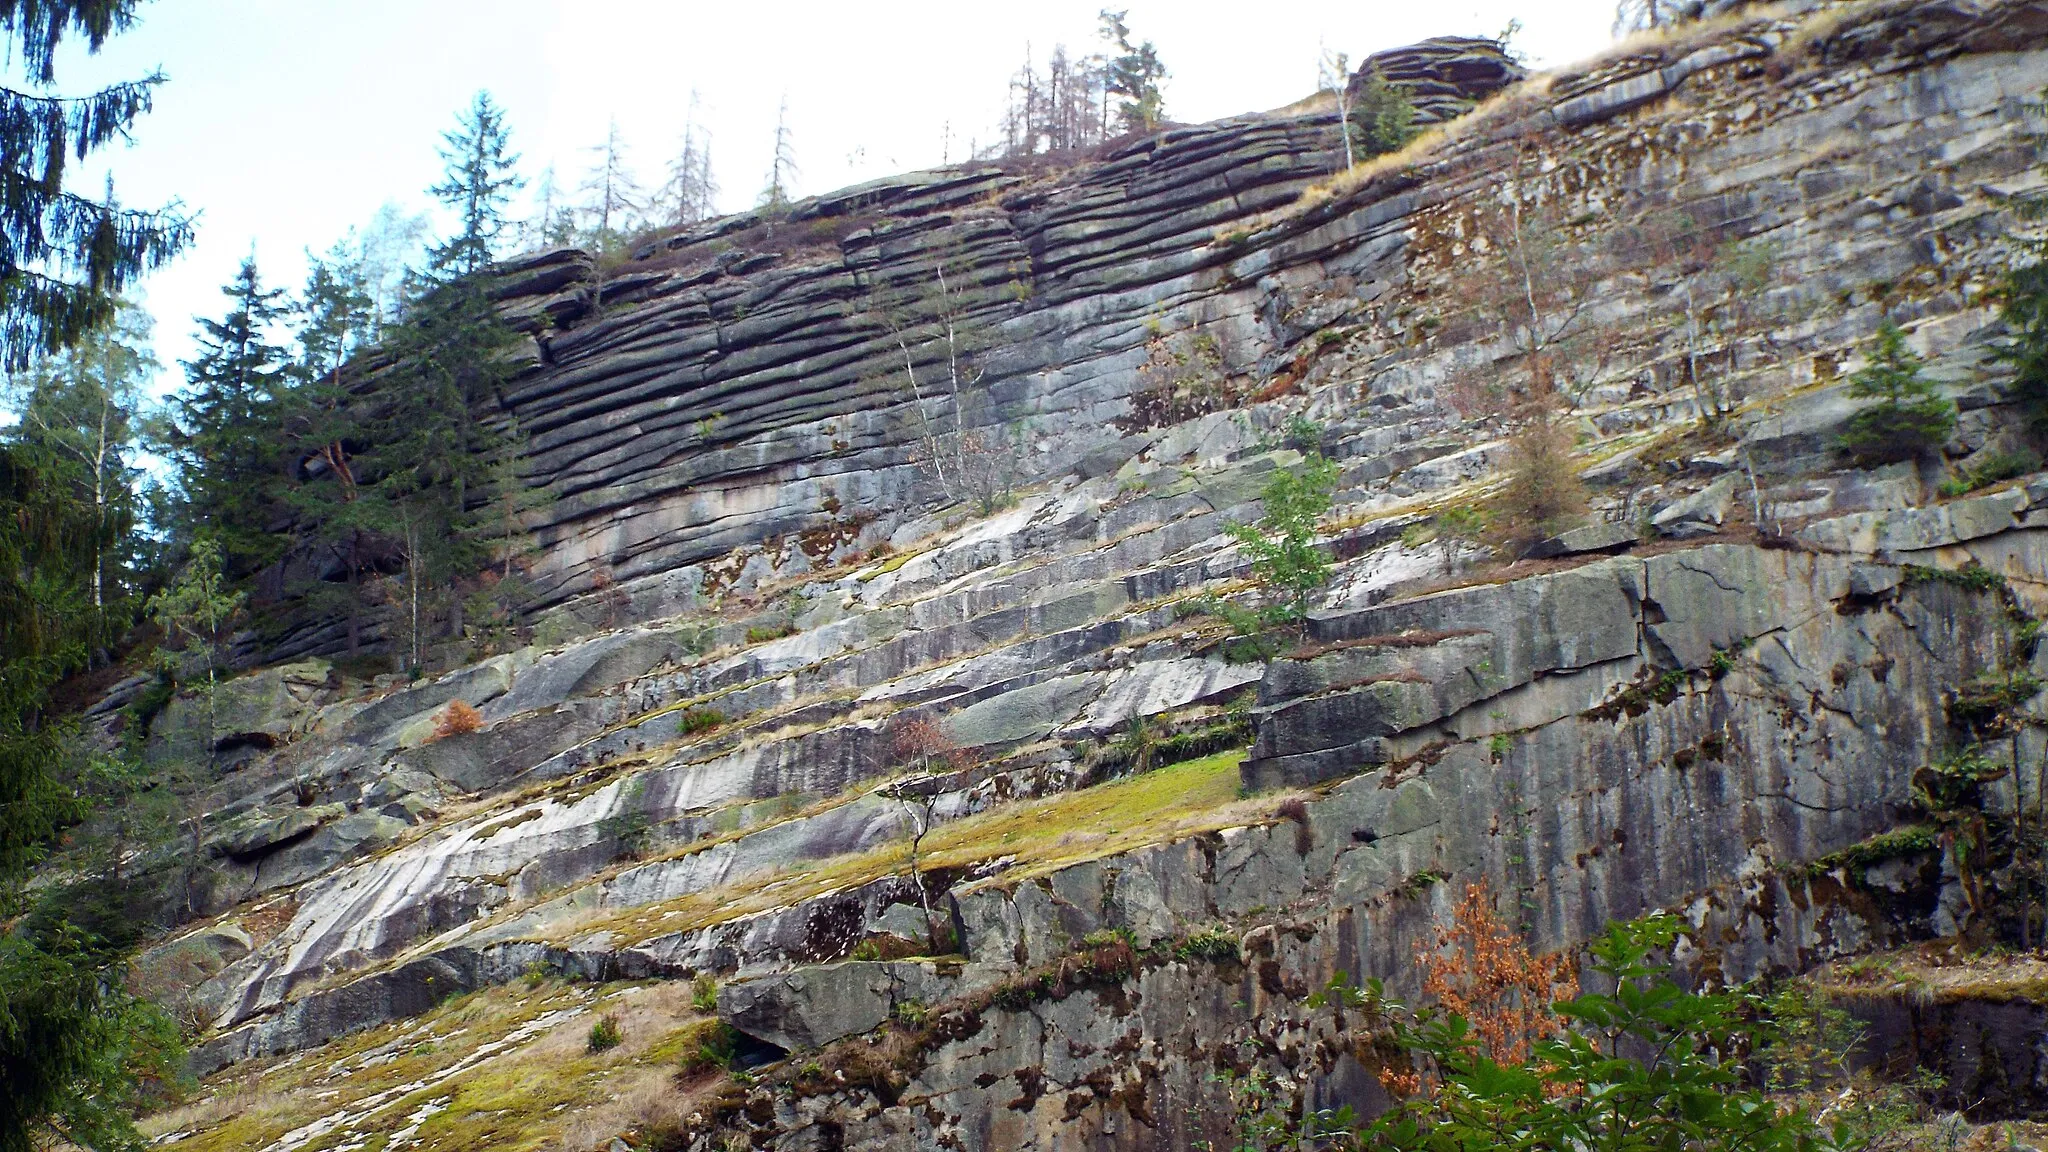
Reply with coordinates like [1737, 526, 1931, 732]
[1190, 453, 1340, 659]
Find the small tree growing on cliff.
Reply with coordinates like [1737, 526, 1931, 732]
[1099, 10, 1167, 134]
[1352, 68, 1418, 158]
[1995, 88, 2048, 427]
[868, 256, 1029, 515]
[1493, 409, 1589, 553]
[1222, 452, 1340, 640]
[1839, 321, 1954, 467]
[881, 716, 967, 951]
[1449, 135, 1622, 416]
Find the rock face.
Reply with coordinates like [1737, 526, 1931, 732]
[120, 7, 2048, 1152]
[256, 0, 2048, 663]
[1349, 35, 1527, 122]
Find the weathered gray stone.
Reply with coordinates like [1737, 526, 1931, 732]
[1652, 474, 1739, 538]
[1526, 519, 1639, 558]
[719, 961, 971, 1051]
[942, 673, 1101, 748]
[1849, 562, 1904, 598]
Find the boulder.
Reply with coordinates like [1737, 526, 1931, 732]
[211, 803, 345, 861]
[1350, 36, 1526, 123]
[719, 960, 970, 1051]
[1526, 520, 1640, 558]
[1652, 475, 1740, 539]
[942, 674, 1102, 749]
[148, 659, 336, 763]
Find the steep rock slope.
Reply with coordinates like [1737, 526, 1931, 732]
[126, 2, 2048, 1150]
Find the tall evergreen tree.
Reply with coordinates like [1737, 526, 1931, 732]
[282, 244, 378, 652]
[173, 258, 291, 576]
[428, 91, 523, 278]
[2, 10, 188, 1149]
[356, 273, 517, 672]
[1098, 9, 1167, 134]
[1839, 320, 1956, 466]
[0, 2, 191, 369]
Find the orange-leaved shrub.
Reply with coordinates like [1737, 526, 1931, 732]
[433, 700, 485, 740]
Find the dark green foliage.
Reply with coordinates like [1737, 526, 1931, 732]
[1098, 9, 1166, 133]
[0, 445, 183, 1152]
[1994, 89, 2048, 427]
[1902, 562, 2006, 592]
[1351, 69, 1418, 156]
[1999, 258, 2048, 428]
[353, 273, 521, 671]
[429, 92, 522, 278]
[0, 1, 193, 370]
[678, 709, 726, 735]
[1838, 321, 1955, 467]
[0, 931, 183, 1152]
[1356, 916, 1856, 1152]
[586, 1012, 622, 1053]
[682, 1022, 741, 1075]
[1089, 715, 1250, 777]
[172, 258, 293, 577]
[1174, 927, 1240, 963]
[1800, 825, 1941, 878]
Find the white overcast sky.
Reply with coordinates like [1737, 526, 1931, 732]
[33, 0, 1619, 389]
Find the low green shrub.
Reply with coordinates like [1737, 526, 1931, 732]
[678, 708, 726, 735]
[587, 1012, 623, 1052]
[1174, 927, 1241, 962]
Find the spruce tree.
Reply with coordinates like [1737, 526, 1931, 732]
[1995, 89, 2048, 425]
[282, 245, 379, 651]
[0, 2, 192, 369]
[429, 91, 523, 278]
[1, 10, 189, 1148]
[1839, 320, 1956, 466]
[0, 415, 179, 1152]
[1098, 9, 1167, 134]
[356, 272, 518, 672]
[173, 258, 292, 576]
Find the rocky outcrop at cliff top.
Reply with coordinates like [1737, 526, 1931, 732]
[1349, 35, 1527, 121]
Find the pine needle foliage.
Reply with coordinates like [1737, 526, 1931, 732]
[0, 0, 192, 369]
[1838, 320, 1954, 467]
[1995, 88, 2048, 426]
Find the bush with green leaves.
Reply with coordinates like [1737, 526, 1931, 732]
[1839, 321, 1955, 467]
[1224, 452, 1340, 636]
[1345, 916, 1858, 1152]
